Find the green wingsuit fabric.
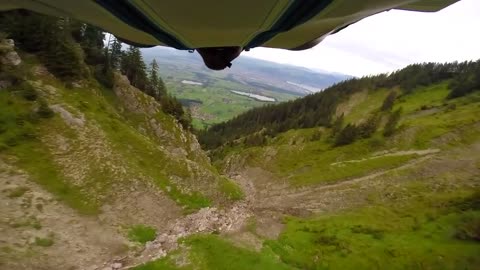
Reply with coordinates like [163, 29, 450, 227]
[0, 0, 458, 49]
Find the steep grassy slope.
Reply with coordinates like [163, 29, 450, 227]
[215, 82, 480, 186]
[0, 48, 241, 269]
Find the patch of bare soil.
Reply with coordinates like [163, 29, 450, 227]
[335, 90, 367, 119]
[0, 161, 127, 270]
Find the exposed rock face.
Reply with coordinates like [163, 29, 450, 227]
[0, 42, 236, 270]
[0, 39, 21, 66]
[50, 104, 86, 127]
[112, 73, 225, 202]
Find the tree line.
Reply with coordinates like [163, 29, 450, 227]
[198, 60, 480, 149]
[0, 10, 191, 129]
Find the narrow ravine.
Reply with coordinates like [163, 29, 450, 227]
[102, 149, 441, 269]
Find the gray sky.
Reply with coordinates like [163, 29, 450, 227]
[247, 0, 480, 77]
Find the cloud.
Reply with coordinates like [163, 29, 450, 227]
[247, 0, 480, 77]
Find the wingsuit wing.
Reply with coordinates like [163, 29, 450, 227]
[0, 0, 459, 49]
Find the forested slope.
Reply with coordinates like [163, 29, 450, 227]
[199, 60, 480, 149]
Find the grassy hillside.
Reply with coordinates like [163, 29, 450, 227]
[213, 81, 479, 185]
[133, 65, 480, 269]
[0, 47, 243, 269]
[1, 52, 237, 212]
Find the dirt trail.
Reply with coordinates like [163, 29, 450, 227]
[331, 148, 440, 166]
[255, 154, 435, 213]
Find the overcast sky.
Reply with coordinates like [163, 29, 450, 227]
[246, 0, 480, 77]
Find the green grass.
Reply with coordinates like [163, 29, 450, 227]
[34, 237, 54, 247]
[394, 82, 450, 114]
[289, 153, 416, 185]
[128, 225, 157, 244]
[7, 186, 29, 198]
[1, 85, 99, 214]
[219, 177, 244, 201]
[265, 187, 480, 270]
[403, 93, 480, 149]
[254, 136, 417, 186]
[134, 235, 292, 270]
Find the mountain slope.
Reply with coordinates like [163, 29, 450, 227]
[0, 42, 242, 269]
[131, 62, 480, 269]
[1, 35, 479, 270]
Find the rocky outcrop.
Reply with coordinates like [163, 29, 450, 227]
[50, 104, 86, 127]
[116, 201, 251, 269]
[0, 39, 21, 66]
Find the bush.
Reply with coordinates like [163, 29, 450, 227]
[381, 91, 397, 111]
[37, 99, 54, 118]
[94, 65, 114, 88]
[335, 124, 358, 146]
[7, 186, 29, 198]
[34, 236, 54, 247]
[455, 216, 480, 242]
[420, 105, 431, 111]
[383, 108, 402, 137]
[220, 178, 244, 201]
[446, 103, 457, 111]
[0, 143, 8, 152]
[244, 133, 266, 147]
[310, 129, 322, 141]
[351, 225, 385, 239]
[5, 136, 19, 147]
[19, 82, 38, 101]
[368, 137, 385, 149]
[357, 114, 379, 139]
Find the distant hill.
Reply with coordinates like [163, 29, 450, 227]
[142, 47, 351, 96]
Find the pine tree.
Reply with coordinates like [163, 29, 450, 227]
[381, 91, 397, 111]
[121, 46, 149, 91]
[110, 37, 122, 69]
[335, 124, 358, 146]
[358, 114, 379, 139]
[148, 59, 161, 98]
[331, 114, 344, 137]
[383, 108, 402, 137]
